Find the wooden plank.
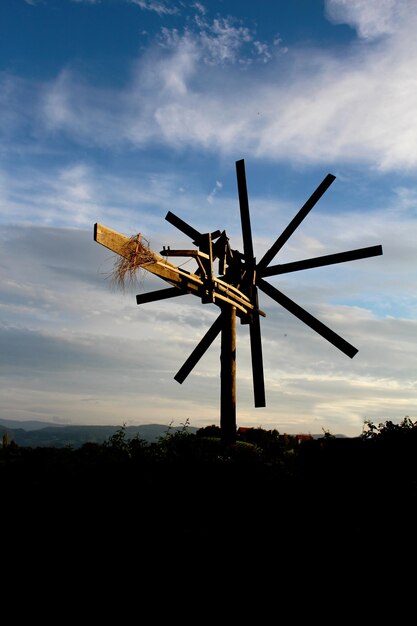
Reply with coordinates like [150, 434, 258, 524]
[201, 232, 214, 304]
[174, 314, 223, 383]
[257, 174, 336, 272]
[94, 223, 132, 258]
[249, 290, 266, 407]
[94, 222, 200, 288]
[165, 211, 222, 244]
[136, 287, 189, 305]
[215, 277, 251, 304]
[213, 292, 248, 314]
[160, 248, 210, 260]
[258, 277, 358, 358]
[236, 159, 255, 263]
[165, 211, 203, 244]
[94, 222, 255, 313]
[260, 245, 383, 277]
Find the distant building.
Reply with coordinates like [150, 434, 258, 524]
[296, 434, 314, 444]
[237, 427, 253, 435]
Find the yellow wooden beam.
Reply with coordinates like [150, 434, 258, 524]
[94, 222, 257, 315]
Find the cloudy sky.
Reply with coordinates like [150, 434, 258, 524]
[0, 0, 416, 436]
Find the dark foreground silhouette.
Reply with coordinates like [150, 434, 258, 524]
[3, 420, 413, 606]
[2, 418, 416, 546]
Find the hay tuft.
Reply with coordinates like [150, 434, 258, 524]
[110, 233, 155, 290]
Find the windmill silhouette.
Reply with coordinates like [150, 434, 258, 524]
[94, 159, 383, 444]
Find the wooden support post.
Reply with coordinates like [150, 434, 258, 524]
[220, 305, 236, 446]
[200, 232, 215, 304]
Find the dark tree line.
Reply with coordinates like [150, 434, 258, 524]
[1, 417, 416, 550]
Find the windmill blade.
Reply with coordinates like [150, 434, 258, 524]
[260, 245, 383, 277]
[136, 287, 189, 305]
[235, 161, 266, 405]
[174, 313, 223, 384]
[257, 174, 336, 272]
[249, 293, 266, 407]
[236, 159, 255, 263]
[257, 278, 358, 358]
[165, 211, 221, 245]
[236, 161, 266, 404]
[165, 211, 203, 244]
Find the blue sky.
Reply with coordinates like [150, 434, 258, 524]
[0, 0, 416, 436]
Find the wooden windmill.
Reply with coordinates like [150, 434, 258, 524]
[94, 159, 383, 444]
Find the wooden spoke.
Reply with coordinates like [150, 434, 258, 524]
[136, 287, 188, 305]
[260, 245, 383, 277]
[249, 292, 266, 407]
[258, 278, 358, 358]
[165, 211, 221, 245]
[165, 211, 202, 244]
[236, 159, 255, 264]
[159, 248, 210, 260]
[257, 174, 336, 272]
[236, 161, 265, 405]
[174, 314, 223, 384]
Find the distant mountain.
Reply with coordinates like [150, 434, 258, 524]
[0, 418, 68, 431]
[0, 419, 197, 448]
[0, 418, 351, 448]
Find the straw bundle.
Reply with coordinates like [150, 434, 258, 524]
[111, 233, 155, 290]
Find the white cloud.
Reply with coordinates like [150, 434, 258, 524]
[18, 0, 413, 172]
[157, 13, 274, 66]
[195, 16, 254, 65]
[71, 0, 102, 5]
[192, 2, 206, 16]
[0, 2, 414, 174]
[153, 31, 198, 95]
[130, 0, 180, 16]
[207, 180, 222, 204]
[325, 0, 412, 39]
[41, 69, 128, 147]
[253, 40, 272, 63]
[0, 162, 103, 227]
